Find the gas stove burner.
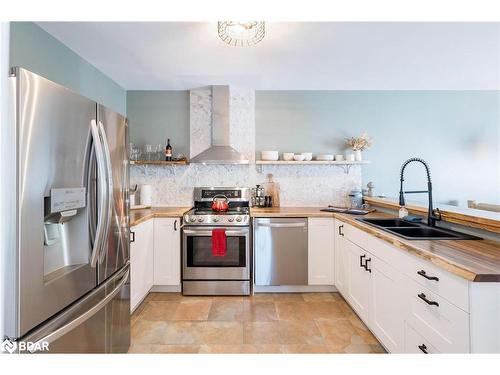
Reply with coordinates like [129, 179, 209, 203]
[184, 187, 251, 227]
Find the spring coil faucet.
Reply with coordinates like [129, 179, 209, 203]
[399, 157, 441, 227]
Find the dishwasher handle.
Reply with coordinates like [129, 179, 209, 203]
[256, 222, 306, 228]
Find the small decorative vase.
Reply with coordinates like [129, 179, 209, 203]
[354, 150, 362, 161]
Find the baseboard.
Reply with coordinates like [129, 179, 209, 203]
[151, 285, 182, 292]
[253, 285, 338, 293]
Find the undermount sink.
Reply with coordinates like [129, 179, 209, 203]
[357, 218, 481, 240]
[360, 218, 421, 228]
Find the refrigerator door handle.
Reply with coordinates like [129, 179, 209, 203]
[97, 121, 114, 263]
[90, 120, 107, 268]
[28, 267, 130, 352]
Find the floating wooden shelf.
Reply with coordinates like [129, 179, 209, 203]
[130, 160, 189, 165]
[255, 160, 370, 165]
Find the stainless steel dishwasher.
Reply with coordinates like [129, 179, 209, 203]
[254, 217, 308, 286]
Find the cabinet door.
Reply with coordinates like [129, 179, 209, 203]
[334, 220, 349, 296]
[130, 220, 154, 312]
[153, 218, 181, 286]
[308, 218, 335, 285]
[370, 256, 405, 353]
[345, 239, 371, 322]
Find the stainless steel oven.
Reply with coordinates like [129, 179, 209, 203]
[181, 187, 251, 295]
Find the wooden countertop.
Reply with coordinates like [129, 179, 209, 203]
[130, 207, 189, 227]
[250, 207, 337, 217]
[252, 207, 500, 282]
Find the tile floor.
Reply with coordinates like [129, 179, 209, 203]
[129, 292, 386, 354]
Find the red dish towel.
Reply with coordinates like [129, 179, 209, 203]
[212, 229, 227, 257]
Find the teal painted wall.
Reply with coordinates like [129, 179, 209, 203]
[256, 91, 500, 206]
[127, 91, 190, 157]
[9, 22, 126, 115]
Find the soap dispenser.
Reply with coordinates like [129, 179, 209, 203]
[399, 205, 409, 219]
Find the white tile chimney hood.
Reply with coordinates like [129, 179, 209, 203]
[190, 86, 250, 164]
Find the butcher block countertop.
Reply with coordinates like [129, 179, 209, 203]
[130, 207, 189, 227]
[251, 207, 500, 282]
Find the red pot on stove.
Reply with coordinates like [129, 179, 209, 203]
[211, 195, 229, 212]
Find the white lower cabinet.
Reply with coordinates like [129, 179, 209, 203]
[334, 221, 349, 295]
[153, 218, 181, 286]
[333, 219, 498, 353]
[308, 218, 335, 285]
[369, 256, 405, 353]
[130, 220, 154, 312]
[345, 239, 371, 322]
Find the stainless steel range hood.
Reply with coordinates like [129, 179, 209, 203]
[190, 86, 249, 164]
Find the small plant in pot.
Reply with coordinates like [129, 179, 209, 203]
[345, 132, 373, 161]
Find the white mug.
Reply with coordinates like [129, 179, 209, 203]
[335, 154, 344, 161]
[283, 152, 294, 161]
[346, 153, 355, 162]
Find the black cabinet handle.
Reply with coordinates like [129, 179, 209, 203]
[418, 293, 439, 306]
[417, 270, 439, 281]
[338, 225, 344, 236]
[365, 258, 372, 273]
[418, 344, 428, 354]
[174, 219, 178, 231]
[130, 230, 135, 243]
[360, 254, 366, 268]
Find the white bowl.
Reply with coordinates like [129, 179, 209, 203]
[261, 151, 279, 161]
[316, 154, 334, 161]
[283, 152, 295, 161]
[293, 154, 305, 161]
[301, 152, 313, 161]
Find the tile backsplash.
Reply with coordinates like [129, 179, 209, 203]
[130, 164, 362, 207]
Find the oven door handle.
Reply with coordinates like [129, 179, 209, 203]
[182, 229, 249, 236]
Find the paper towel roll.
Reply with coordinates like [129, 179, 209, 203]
[140, 184, 152, 206]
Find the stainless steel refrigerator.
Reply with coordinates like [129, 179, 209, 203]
[3, 67, 130, 353]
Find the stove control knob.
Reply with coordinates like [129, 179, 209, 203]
[236, 216, 242, 222]
[189, 216, 197, 222]
[213, 217, 220, 223]
[228, 217, 235, 222]
[197, 217, 205, 222]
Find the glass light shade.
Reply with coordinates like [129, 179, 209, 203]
[218, 21, 265, 47]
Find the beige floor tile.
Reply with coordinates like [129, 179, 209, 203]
[131, 302, 148, 324]
[271, 293, 305, 302]
[278, 320, 324, 345]
[249, 293, 275, 301]
[302, 293, 338, 302]
[305, 302, 345, 320]
[212, 296, 245, 302]
[147, 293, 183, 301]
[139, 301, 179, 321]
[275, 302, 313, 320]
[131, 320, 169, 345]
[242, 301, 278, 321]
[282, 344, 332, 353]
[162, 321, 204, 345]
[128, 344, 200, 353]
[243, 322, 282, 344]
[199, 344, 283, 353]
[343, 343, 378, 353]
[197, 321, 244, 345]
[172, 300, 212, 321]
[315, 319, 358, 346]
[208, 301, 244, 321]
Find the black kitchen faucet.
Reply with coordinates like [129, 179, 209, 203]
[399, 157, 441, 227]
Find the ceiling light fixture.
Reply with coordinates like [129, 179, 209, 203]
[218, 21, 265, 47]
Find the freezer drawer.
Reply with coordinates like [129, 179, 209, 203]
[254, 218, 308, 286]
[21, 264, 130, 354]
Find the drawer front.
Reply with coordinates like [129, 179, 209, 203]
[405, 322, 440, 354]
[407, 278, 470, 353]
[403, 254, 469, 312]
